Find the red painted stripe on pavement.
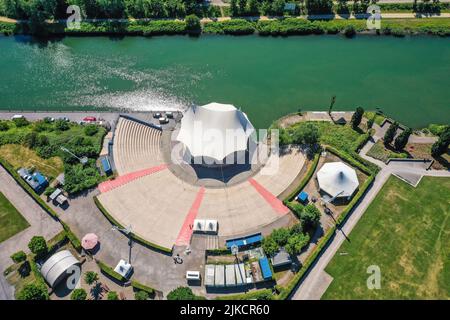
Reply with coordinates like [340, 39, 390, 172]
[175, 187, 205, 246]
[98, 164, 168, 193]
[248, 178, 289, 215]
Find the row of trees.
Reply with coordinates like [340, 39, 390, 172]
[431, 126, 450, 158]
[1, 0, 207, 20]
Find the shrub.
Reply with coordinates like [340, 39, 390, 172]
[271, 228, 291, 247]
[262, 236, 278, 257]
[285, 232, 310, 256]
[44, 186, 56, 197]
[167, 287, 197, 300]
[185, 14, 201, 33]
[17, 282, 49, 300]
[28, 236, 48, 258]
[13, 117, 29, 128]
[11, 251, 27, 263]
[344, 25, 356, 38]
[135, 290, 150, 300]
[107, 291, 119, 300]
[71, 288, 87, 300]
[0, 121, 9, 131]
[55, 119, 70, 131]
[84, 271, 99, 285]
[84, 124, 99, 136]
[131, 280, 155, 295]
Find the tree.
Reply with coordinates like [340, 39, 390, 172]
[431, 127, 450, 157]
[167, 286, 197, 300]
[84, 124, 99, 136]
[271, 228, 290, 246]
[11, 250, 27, 263]
[17, 282, 49, 300]
[0, 121, 9, 131]
[238, 0, 246, 15]
[13, 117, 29, 127]
[55, 119, 70, 131]
[23, 132, 38, 148]
[301, 204, 321, 229]
[351, 107, 364, 130]
[344, 24, 356, 38]
[394, 128, 412, 151]
[271, 0, 285, 16]
[248, 0, 259, 15]
[328, 95, 336, 114]
[230, 0, 239, 16]
[293, 123, 319, 146]
[107, 291, 119, 300]
[28, 236, 48, 258]
[285, 233, 310, 256]
[262, 236, 278, 257]
[185, 14, 201, 33]
[383, 121, 399, 146]
[135, 290, 150, 300]
[70, 288, 87, 300]
[84, 271, 99, 285]
[306, 0, 333, 14]
[367, 117, 374, 130]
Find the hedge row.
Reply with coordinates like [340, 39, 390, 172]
[283, 152, 320, 204]
[131, 280, 155, 295]
[60, 221, 82, 252]
[96, 259, 128, 283]
[324, 145, 376, 175]
[203, 19, 256, 35]
[93, 196, 172, 254]
[215, 288, 273, 300]
[335, 174, 375, 226]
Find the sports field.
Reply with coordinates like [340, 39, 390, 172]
[0, 192, 29, 243]
[323, 176, 450, 299]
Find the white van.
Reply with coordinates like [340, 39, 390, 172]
[11, 115, 24, 120]
[186, 271, 201, 281]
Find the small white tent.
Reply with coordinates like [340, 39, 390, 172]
[317, 162, 359, 198]
[176, 103, 255, 164]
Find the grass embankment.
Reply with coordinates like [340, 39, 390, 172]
[1, 18, 449, 37]
[0, 144, 63, 178]
[323, 176, 450, 299]
[0, 192, 30, 243]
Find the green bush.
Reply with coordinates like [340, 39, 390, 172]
[135, 290, 149, 300]
[28, 236, 48, 258]
[185, 14, 201, 33]
[107, 291, 119, 300]
[0, 121, 9, 131]
[203, 19, 255, 35]
[10, 251, 27, 263]
[13, 117, 30, 128]
[71, 288, 87, 300]
[343, 24, 356, 38]
[131, 280, 155, 295]
[96, 260, 127, 283]
[55, 119, 70, 131]
[167, 286, 198, 300]
[17, 282, 49, 300]
[84, 124, 99, 136]
[216, 288, 273, 300]
[84, 271, 99, 285]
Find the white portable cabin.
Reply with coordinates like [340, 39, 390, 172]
[204, 265, 215, 287]
[186, 271, 201, 281]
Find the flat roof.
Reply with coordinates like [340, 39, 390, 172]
[214, 265, 225, 287]
[205, 265, 215, 287]
[259, 257, 273, 280]
[225, 264, 236, 286]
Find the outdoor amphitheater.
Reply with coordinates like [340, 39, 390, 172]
[97, 103, 307, 251]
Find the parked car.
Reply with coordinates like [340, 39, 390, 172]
[159, 117, 169, 124]
[153, 112, 162, 119]
[166, 111, 174, 119]
[11, 114, 24, 120]
[83, 116, 96, 122]
[58, 116, 69, 122]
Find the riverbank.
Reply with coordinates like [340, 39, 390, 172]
[1, 16, 450, 37]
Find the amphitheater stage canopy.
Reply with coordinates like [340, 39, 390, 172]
[316, 162, 359, 198]
[176, 102, 255, 164]
[40, 250, 80, 288]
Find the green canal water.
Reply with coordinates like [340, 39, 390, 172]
[0, 35, 449, 128]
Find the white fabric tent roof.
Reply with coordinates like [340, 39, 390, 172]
[317, 162, 359, 198]
[176, 102, 255, 162]
[40, 250, 80, 288]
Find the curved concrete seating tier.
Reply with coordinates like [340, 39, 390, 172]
[98, 143, 306, 250]
[113, 117, 164, 175]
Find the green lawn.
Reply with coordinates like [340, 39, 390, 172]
[0, 192, 30, 243]
[291, 121, 368, 154]
[323, 176, 450, 299]
[366, 140, 408, 163]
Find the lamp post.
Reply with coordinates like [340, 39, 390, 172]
[111, 225, 133, 263]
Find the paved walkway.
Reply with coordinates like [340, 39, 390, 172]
[291, 133, 450, 299]
[0, 166, 62, 300]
